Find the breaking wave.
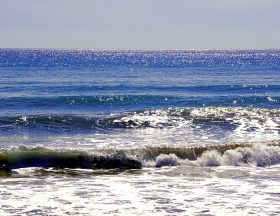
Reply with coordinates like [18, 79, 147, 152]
[0, 107, 279, 134]
[0, 146, 142, 171]
[152, 144, 280, 168]
[1, 143, 280, 172]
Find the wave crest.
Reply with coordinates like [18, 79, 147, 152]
[1, 107, 279, 133]
[152, 144, 280, 168]
[1, 143, 280, 172]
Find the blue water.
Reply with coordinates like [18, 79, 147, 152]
[1, 49, 280, 216]
[0, 49, 279, 138]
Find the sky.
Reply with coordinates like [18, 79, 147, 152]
[0, 0, 280, 49]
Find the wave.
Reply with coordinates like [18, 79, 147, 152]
[1, 95, 279, 109]
[0, 146, 141, 171]
[109, 106, 280, 129]
[1, 143, 280, 172]
[149, 143, 280, 168]
[2, 84, 280, 96]
[0, 107, 279, 134]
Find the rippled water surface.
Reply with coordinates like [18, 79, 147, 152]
[0, 49, 280, 215]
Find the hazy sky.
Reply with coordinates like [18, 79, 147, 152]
[0, 0, 279, 49]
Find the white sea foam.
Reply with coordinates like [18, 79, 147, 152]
[112, 107, 280, 146]
[253, 144, 280, 167]
[222, 149, 243, 166]
[197, 150, 223, 166]
[151, 145, 280, 168]
[2, 165, 280, 215]
[155, 154, 179, 167]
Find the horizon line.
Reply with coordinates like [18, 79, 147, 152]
[1, 48, 280, 51]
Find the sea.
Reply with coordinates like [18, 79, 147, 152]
[0, 49, 280, 215]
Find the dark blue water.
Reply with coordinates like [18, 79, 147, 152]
[0, 49, 279, 136]
[1, 49, 280, 216]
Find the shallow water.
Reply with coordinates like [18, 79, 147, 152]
[1, 166, 280, 215]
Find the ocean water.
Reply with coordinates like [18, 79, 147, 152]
[0, 49, 280, 215]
